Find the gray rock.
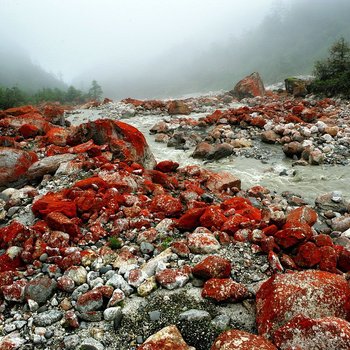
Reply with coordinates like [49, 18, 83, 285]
[211, 314, 231, 330]
[33, 310, 63, 326]
[79, 337, 104, 350]
[148, 310, 161, 321]
[71, 283, 89, 300]
[315, 192, 350, 213]
[103, 306, 122, 322]
[27, 154, 77, 180]
[331, 216, 350, 232]
[29, 277, 53, 303]
[106, 274, 133, 296]
[64, 335, 80, 349]
[77, 311, 103, 322]
[179, 309, 211, 322]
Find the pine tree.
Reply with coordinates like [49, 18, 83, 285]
[88, 80, 103, 101]
[312, 37, 350, 97]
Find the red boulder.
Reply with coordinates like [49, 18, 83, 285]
[211, 329, 277, 350]
[256, 270, 350, 338]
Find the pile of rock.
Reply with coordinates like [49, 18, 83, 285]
[1, 99, 350, 349]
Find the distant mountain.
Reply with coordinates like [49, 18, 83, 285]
[0, 43, 66, 92]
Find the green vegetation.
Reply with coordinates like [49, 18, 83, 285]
[310, 37, 350, 97]
[108, 236, 122, 250]
[0, 80, 103, 109]
[88, 80, 103, 101]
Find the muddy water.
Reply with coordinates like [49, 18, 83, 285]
[68, 109, 350, 204]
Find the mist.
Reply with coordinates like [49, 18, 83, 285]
[1, 0, 350, 99]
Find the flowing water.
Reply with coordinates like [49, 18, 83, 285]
[68, 108, 350, 204]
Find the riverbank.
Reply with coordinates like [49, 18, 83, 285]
[1, 92, 350, 349]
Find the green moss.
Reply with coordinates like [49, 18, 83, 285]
[109, 236, 122, 250]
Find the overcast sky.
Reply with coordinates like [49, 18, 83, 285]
[0, 0, 279, 83]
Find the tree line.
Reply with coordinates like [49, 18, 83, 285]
[0, 80, 103, 110]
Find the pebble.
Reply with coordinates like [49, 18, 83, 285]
[79, 337, 104, 350]
[33, 310, 63, 326]
[103, 307, 122, 322]
[179, 309, 211, 322]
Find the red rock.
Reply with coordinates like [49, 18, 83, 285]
[67, 119, 156, 168]
[4, 105, 39, 116]
[187, 230, 220, 254]
[147, 169, 178, 190]
[314, 234, 334, 247]
[0, 147, 38, 186]
[205, 171, 241, 193]
[0, 253, 22, 273]
[337, 247, 350, 272]
[149, 195, 183, 217]
[259, 236, 276, 253]
[230, 72, 265, 99]
[221, 214, 250, 235]
[211, 329, 277, 350]
[2, 279, 27, 302]
[199, 206, 227, 229]
[319, 246, 338, 272]
[279, 254, 298, 270]
[192, 255, 231, 280]
[155, 266, 191, 290]
[46, 212, 80, 237]
[154, 160, 179, 173]
[0, 271, 15, 291]
[139, 325, 192, 350]
[250, 116, 267, 128]
[167, 100, 191, 115]
[0, 221, 28, 248]
[57, 276, 75, 292]
[177, 208, 206, 231]
[248, 230, 267, 244]
[286, 206, 318, 226]
[64, 310, 79, 329]
[18, 123, 40, 138]
[45, 127, 70, 146]
[237, 205, 262, 221]
[274, 221, 313, 249]
[202, 278, 249, 302]
[221, 197, 252, 211]
[41, 103, 65, 124]
[74, 176, 108, 190]
[273, 315, 350, 350]
[294, 242, 321, 268]
[256, 270, 350, 338]
[170, 241, 190, 258]
[268, 251, 284, 272]
[76, 289, 103, 313]
[204, 110, 223, 124]
[32, 192, 77, 218]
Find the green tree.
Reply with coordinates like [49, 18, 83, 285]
[65, 85, 83, 103]
[311, 37, 350, 97]
[88, 80, 103, 101]
[0, 86, 28, 109]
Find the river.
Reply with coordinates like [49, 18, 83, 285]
[67, 107, 350, 204]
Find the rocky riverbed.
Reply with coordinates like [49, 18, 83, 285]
[1, 80, 350, 349]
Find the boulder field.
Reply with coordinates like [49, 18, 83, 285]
[0, 92, 350, 350]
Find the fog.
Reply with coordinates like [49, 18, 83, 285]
[1, 0, 277, 95]
[1, 0, 350, 99]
